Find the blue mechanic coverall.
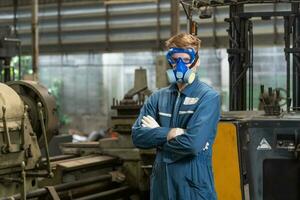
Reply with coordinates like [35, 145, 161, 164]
[132, 78, 221, 200]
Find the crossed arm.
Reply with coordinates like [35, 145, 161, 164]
[141, 115, 185, 141]
[131, 94, 178, 149]
[131, 93, 220, 162]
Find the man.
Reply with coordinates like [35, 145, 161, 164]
[132, 33, 220, 200]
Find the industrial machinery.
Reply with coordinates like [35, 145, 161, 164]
[182, 0, 300, 111]
[59, 68, 153, 199]
[214, 112, 300, 200]
[180, 1, 300, 200]
[0, 81, 132, 200]
[0, 82, 41, 198]
[258, 85, 288, 115]
[0, 80, 59, 198]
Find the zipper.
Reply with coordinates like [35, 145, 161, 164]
[166, 91, 181, 198]
[172, 91, 181, 127]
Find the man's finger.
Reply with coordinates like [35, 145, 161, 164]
[146, 115, 159, 127]
[142, 116, 150, 124]
[141, 119, 151, 127]
[147, 115, 156, 122]
[142, 124, 147, 127]
[142, 120, 152, 128]
[175, 128, 184, 135]
[141, 119, 148, 125]
[175, 132, 184, 137]
[143, 116, 153, 124]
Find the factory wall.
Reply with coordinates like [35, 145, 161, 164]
[28, 46, 286, 134]
[38, 51, 157, 134]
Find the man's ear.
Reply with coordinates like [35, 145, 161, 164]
[192, 59, 200, 72]
[197, 58, 200, 67]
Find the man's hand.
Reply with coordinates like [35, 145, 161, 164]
[167, 128, 185, 141]
[141, 116, 184, 141]
[141, 115, 160, 128]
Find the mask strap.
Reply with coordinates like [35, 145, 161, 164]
[188, 52, 199, 69]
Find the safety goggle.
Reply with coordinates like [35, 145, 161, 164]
[166, 47, 197, 65]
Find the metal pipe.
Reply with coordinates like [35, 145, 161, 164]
[187, 6, 192, 34]
[2, 106, 11, 153]
[249, 21, 254, 110]
[292, 3, 300, 110]
[18, 43, 21, 80]
[64, 182, 115, 199]
[37, 102, 52, 178]
[171, 0, 180, 36]
[156, 0, 161, 49]
[284, 16, 291, 111]
[21, 105, 28, 149]
[228, 4, 247, 110]
[248, 21, 252, 110]
[26, 171, 54, 177]
[74, 186, 131, 200]
[105, 4, 110, 51]
[31, 0, 39, 81]
[21, 162, 26, 200]
[5, 174, 112, 200]
[13, 0, 18, 35]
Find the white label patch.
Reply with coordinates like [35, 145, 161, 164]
[179, 110, 194, 115]
[159, 112, 172, 117]
[202, 142, 209, 151]
[183, 97, 199, 105]
[257, 138, 272, 150]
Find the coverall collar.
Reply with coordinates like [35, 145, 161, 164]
[169, 78, 199, 96]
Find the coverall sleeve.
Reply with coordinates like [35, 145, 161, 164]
[162, 93, 220, 162]
[132, 93, 171, 149]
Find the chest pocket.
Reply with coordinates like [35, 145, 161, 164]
[177, 104, 198, 129]
[157, 92, 175, 127]
[158, 106, 172, 127]
[180, 104, 198, 113]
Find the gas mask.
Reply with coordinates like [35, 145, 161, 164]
[166, 47, 199, 84]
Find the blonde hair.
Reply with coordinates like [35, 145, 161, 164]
[165, 33, 201, 51]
